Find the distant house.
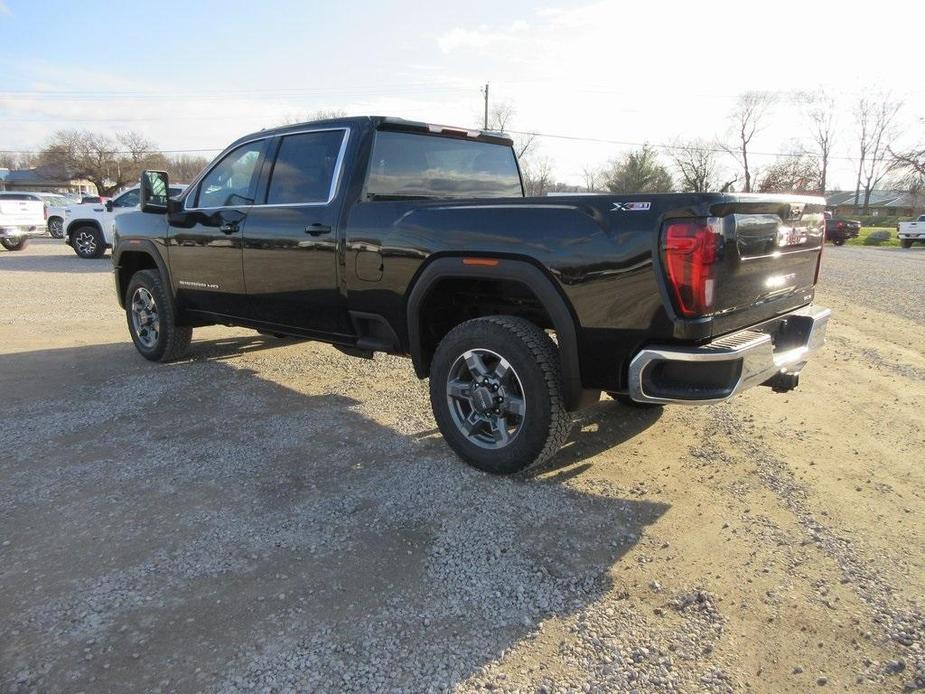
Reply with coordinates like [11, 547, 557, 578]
[0, 166, 96, 195]
[826, 190, 925, 218]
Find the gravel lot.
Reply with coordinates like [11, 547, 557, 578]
[1, 239, 923, 693]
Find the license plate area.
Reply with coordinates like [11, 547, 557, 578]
[777, 226, 808, 247]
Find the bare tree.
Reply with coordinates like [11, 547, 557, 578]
[280, 108, 347, 126]
[523, 156, 554, 197]
[668, 139, 720, 192]
[854, 96, 902, 212]
[164, 154, 211, 183]
[889, 144, 925, 178]
[798, 91, 837, 194]
[581, 165, 605, 192]
[487, 102, 516, 133]
[36, 129, 168, 195]
[0, 151, 37, 170]
[512, 132, 538, 162]
[852, 98, 873, 208]
[483, 100, 538, 163]
[756, 148, 821, 193]
[721, 92, 775, 193]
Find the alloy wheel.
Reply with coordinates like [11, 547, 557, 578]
[75, 230, 97, 256]
[445, 348, 526, 449]
[130, 287, 160, 349]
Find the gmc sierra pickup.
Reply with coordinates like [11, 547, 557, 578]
[112, 116, 830, 474]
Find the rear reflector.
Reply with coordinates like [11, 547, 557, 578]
[662, 218, 721, 318]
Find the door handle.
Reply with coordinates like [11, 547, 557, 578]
[219, 222, 239, 234]
[305, 224, 332, 236]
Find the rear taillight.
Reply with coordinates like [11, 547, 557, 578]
[836, 221, 845, 230]
[662, 218, 721, 318]
[43, 203, 48, 220]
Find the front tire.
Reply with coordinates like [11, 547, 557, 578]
[125, 269, 192, 362]
[429, 316, 571, 474]
[72, 226, 106, 259]
[48, 217, 64, 239]
[0, 237, 28, 251]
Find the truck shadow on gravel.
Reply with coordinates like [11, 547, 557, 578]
[0, 244, 110, 273]
[0, 338, 669, 693]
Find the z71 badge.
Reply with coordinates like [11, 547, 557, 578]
[611, 201, 652, 212]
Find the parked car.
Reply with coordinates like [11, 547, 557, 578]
[0, 191, 73, 238]
[0, 193, 45, 251]
[897, 214, 925, 248]
[113, 115, 830, 474]
[823, 211, 860, 246]
[63, 184, 185, 258]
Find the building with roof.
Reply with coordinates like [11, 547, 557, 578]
[0, 166, 96, 195]
[826, 190, 925, 218]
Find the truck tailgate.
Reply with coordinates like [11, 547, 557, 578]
[0, 200, 45, 227]
[708, 198, 825, 336]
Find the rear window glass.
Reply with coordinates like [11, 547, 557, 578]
[0, 193, 35, 200]
[366, 131, 522, 199]
[266, 130, 345, 205]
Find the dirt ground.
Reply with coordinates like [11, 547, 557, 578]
[1, 239, 923, 693]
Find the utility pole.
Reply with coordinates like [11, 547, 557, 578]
[481, 82, 489, 130]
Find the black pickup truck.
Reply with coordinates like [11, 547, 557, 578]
[113, 116, 830, 474]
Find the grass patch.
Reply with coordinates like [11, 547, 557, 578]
[845, 227, 900, 247]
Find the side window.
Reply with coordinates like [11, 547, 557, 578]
[112, 189, 139, 208]
[196, 141, 265, 208]
[266, 130, 345, 205]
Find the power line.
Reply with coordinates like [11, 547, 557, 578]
[0, 127, 893, 164]
[504, 128, 887, 163]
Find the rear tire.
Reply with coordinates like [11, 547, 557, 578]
[606, 392, 664, 409]
[125, 269, 192, 362]
[0, 237, 28, 251]
[72, 226, 106, 259]
[429, 316, 571, 474]
[901, 239, 914, 249]
[832, 239, 845, 246]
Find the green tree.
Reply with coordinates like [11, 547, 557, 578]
[603, 145, 673, 193]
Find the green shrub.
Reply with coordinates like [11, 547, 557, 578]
[851, 214, 913, 227]
[847, 227, 900, 247]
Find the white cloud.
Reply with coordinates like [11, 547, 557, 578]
[437, 20, 529, 53]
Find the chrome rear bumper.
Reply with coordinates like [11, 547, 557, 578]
[627, 305, 831, 405]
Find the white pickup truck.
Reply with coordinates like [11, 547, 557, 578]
[0, 194, 46, 251]
[898, 215, 925, 249]
[63, 183, 185, 258]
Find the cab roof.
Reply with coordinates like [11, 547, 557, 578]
[230, 116, 514, 150]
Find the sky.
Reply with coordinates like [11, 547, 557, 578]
[1, 0, 923, 189]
